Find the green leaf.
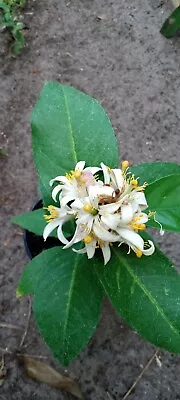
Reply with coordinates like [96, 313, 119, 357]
[17, 247, 103, 366]
[94, 242, 180, 353]
[12, 209, 47, 236]
[145, 174, 180, 232]
[0, 3, 9, 12]
[32, 82, 119, 205]
[12, 209, 74, 237]
[160, 6, 180, 38]
[130, 162, 180, 185]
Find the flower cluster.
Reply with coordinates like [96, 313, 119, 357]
[43, 161, 155, 264]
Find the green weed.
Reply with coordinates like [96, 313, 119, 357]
[0, 0, 26, 55]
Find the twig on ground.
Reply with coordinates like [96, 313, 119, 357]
[22, 353, 49, 360]
[122, 349, 159, 400]
[0, 298, 46, 361]
[0, 346, 48, 360]
[19, 297, 32, 348]
[106, 391, 114, 399]
[0, 323, 24, 331]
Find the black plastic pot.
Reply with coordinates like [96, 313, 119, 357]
[24, 200, 61, 259]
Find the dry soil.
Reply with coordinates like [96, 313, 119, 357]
[0, 0, 180, 399]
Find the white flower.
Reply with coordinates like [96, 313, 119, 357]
[49, 161, 100, 206]
[43, 160, 155, 264]
[43, 205, 74, 244]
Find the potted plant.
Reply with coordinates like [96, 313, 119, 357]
[12, 81, 180, 371]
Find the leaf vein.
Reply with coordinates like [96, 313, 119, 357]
[112, 248, 180, 338]
[62, 87, 78, 164]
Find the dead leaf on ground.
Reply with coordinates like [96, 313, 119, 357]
[20, 356, 84, 399]
[172, 0, 180, 8]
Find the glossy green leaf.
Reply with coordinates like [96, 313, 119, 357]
[94, 242, 180, 353]
[160, 6, 180, 38]
[32, 82, 119, 205]
[145, 174, 180, 232]
[12, 209, 50, 236]
[17, 247, 103, 366]
[130, 162, 180, 185]
[11, 209, 73, 238]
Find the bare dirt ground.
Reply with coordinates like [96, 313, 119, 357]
[0, 0, 180, 399]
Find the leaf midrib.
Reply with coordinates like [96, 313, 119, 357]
[62, 254, 79, 362]
[110, 248, 180, 338]
[62, 86, 78, 165]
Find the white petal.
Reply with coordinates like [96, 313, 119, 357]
[87, 185, 99, 208]
[117, 228, 144, 251]
[90, 185, 115, 208]
[131, 200, 140, 213]
[77, 213, 92, 225]
[72, 247, 87, 254]
[61, 194, 77, 206]
[57, 222, 69, 244]
[143, 240, 155, 256]
[84, 166, 101, 175]
[136, 212, 148, 224]
[71, 198, 84, 209]
[111, 169, 124, 189]
[87, 185, 96, 201]
[75, 161, 85, 171]
[43, 220, 60, 241]
[86, 241, 96, 259]
[87, 215, 94, 231]
[101, 186, 114, 196]
[93, 222, 119, 242]
[87, 185, 99, 205]
[88, 184, 113, 202]
[63, 224, 86, 249]
[100, 163, 110, 184]
[52, 185, 63, 202]
[101, 213, 120, 230]
[133, 192, 147, 210]
[101, 244, 111, 265]
[99, 201, 122, 213]
[121, 204, 134, 224]
[60, 205, 73, 217]
[50, 176, 70, 186]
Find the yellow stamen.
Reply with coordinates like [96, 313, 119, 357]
[130, 222, 146, 231]
[84, 234, 93, 244]
[44, 215, 51, 221]
[66, 172, 72, 180]
[44, 205, 58, 223]
[83, 204, 93, 212]
[122, 160, 129, 170]
[131, 178, 138, 187]
[148, 211, 156, 218]
[135, 249, 143, 258]
[129, 215, 146, 232]
[66, 168, 82, 181]
[136, 182, 148, 191]
[73, 169, 81, 179]
[139, 223, 146, 231]
[83, 204, 98, 215]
